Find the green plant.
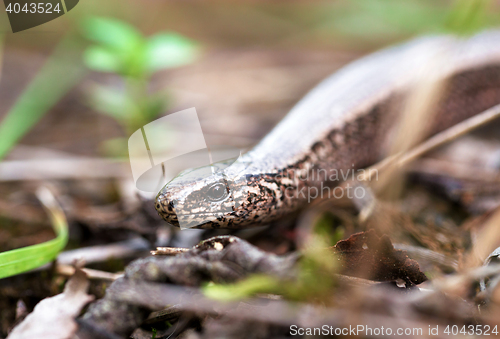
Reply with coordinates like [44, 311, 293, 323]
[203, 213, 340, 303]
[0, 34, 85, 161]
[81, 16, 200, 155]
[0, 188, 69, 279]
[445, 0, 492, 34]
[315, 0, 496, 46]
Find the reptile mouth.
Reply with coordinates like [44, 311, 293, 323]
[157, 203, 227, 219]
[167, 212, 229, 229]
[178, 212, 223, 216]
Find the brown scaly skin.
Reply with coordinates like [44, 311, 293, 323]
[156, 31, 500, 229]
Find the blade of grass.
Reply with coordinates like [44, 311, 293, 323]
[445, 0, 491, 35]
[0, 32, 86, 161]
[0, 187, 68, 279]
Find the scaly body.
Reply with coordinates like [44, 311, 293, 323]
[156, 31, 500, 229]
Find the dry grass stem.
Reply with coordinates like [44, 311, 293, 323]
[374, 51, 450, 198]
[151, 247, 190, 256]
[360, 102, 500, 183]
[56, 264, 123, 281]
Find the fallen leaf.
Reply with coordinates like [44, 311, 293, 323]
[7, 268, 94, 339]
[333, 230, 428, 286]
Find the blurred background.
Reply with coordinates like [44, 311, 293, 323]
[2, 0, 500, 336]
[3, 0, 500, 164]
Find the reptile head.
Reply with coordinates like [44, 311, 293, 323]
[155, 162, 253, 229]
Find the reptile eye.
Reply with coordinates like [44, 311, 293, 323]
[206, 183, 228, 202]
[207, 183, 227, 202]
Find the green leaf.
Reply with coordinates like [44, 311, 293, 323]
[0, 34, 85, 161]
[445, 0, 491, 35]
[0, 188, 68, 279]
[203, 275, 281, 301]
[81, 17, 148, 77]
[145, 32, 199, 72]
[81, 16, 144, 53]
[83, 46, 122, 73]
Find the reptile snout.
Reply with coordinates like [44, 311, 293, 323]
[155, 191, 180, 226]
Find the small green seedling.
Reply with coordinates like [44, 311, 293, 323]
[203, 212, 340, 303]
[81, 16, 200, 155]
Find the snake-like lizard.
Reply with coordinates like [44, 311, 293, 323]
[155, 30, 500, 229]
